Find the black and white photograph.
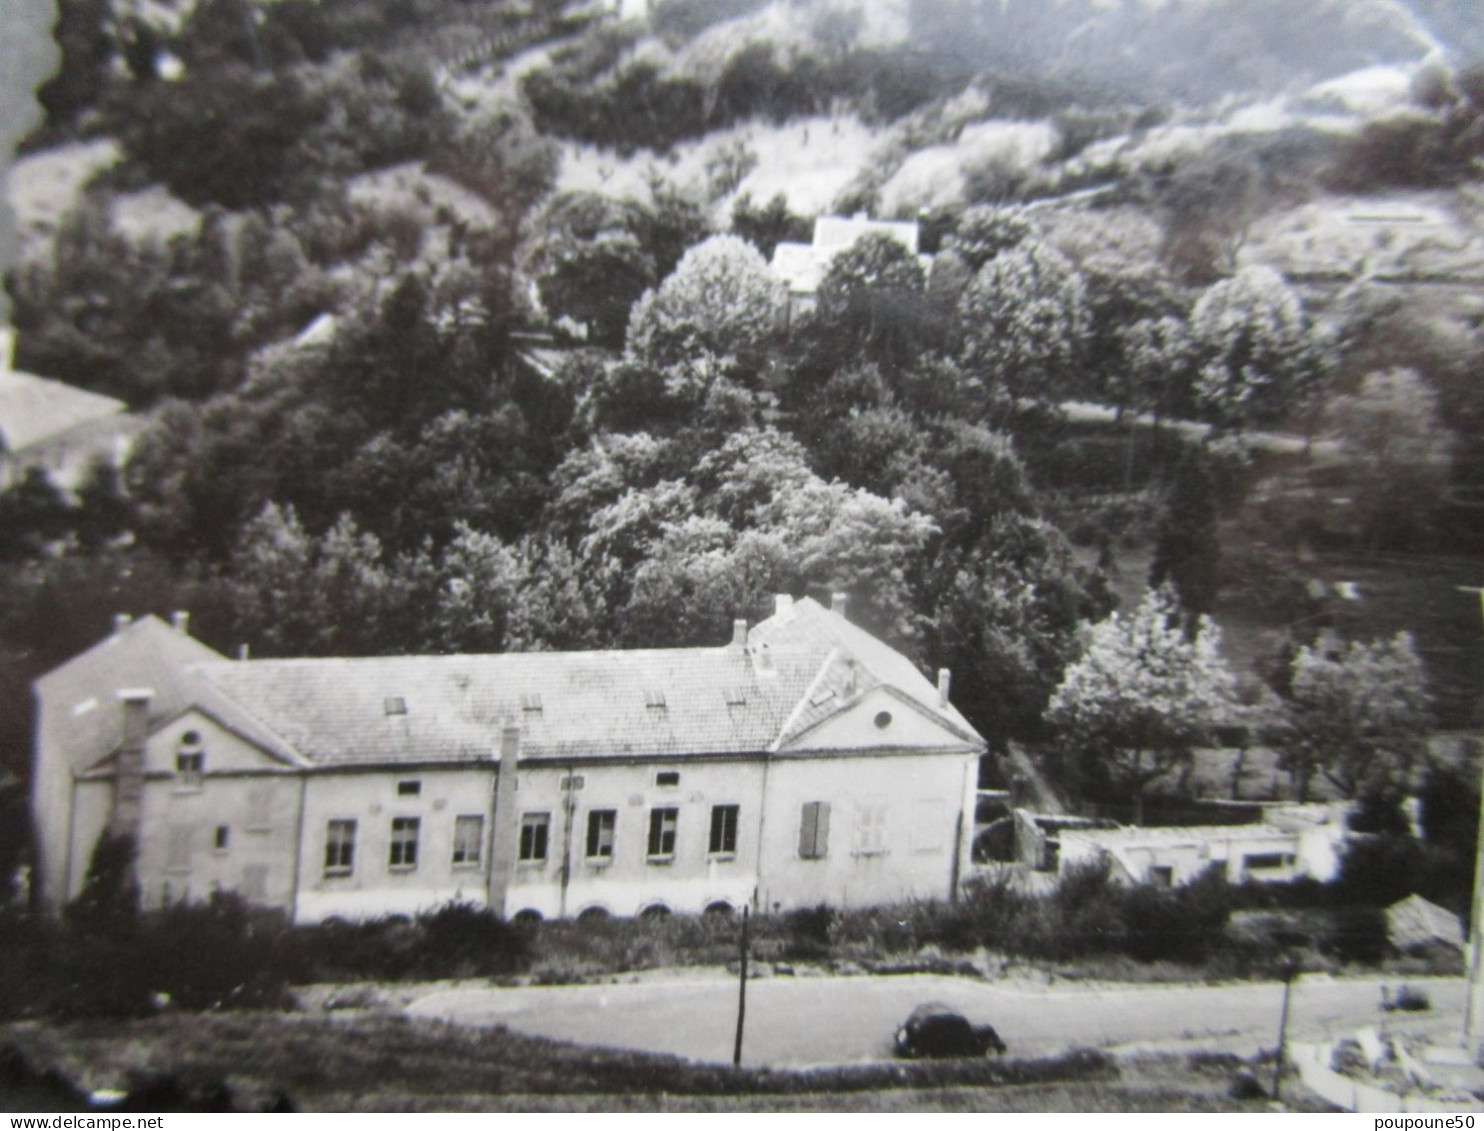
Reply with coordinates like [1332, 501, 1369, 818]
[1, 0, 1483, 1114]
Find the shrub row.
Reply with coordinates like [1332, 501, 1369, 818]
[0, 896, 527, 1021]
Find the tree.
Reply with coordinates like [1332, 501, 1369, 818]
[1281, 632, 1430, 802]
[228, 503, 408, 656]
[931, 514, 1111, 748]
[946, 205, 1035, 273]
[731, 192, 810, 260]
[527, 193, 657, 347]
[958, 240, 1090, 412]
[1079, 257, 1191, 417]
[814, 232, 929, 367]
[1048, 586, 1239, 821]
[0, 468, 76, 560]
[426, 524, 519, 654]
[1325, 368, 1452, 550]
[1149, 452, 1220, 622]
[1188, 266, 1328, 433]
[625, 234, 784, 379]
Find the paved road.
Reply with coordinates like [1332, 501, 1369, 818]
[407, 973, 1465, 1068]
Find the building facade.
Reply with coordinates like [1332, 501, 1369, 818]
[33, 595, 985, 922]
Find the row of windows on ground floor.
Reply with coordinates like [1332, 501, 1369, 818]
[314, 800, 858, 879]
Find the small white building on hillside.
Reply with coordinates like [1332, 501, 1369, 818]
[1056, 803, 1353, 888]
[0, 328, 135, 493]
[770, 214, 930, 321]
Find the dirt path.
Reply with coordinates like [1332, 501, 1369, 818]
[407, 972, 1464, 1068]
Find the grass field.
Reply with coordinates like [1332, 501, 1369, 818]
[0, 1011, 1331, 1113]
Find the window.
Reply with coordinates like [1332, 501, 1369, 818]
[519, 813, 550, 863]
[1148, 865, 1175, 888]
[1244, 852, 1295, 872]
[389, 816, 420, 870]
[560, 774, 585, 791]
[396, 780, 421, 796]
[645, 689, 667, 709]
[325, 819, 356, 876]
[214, 825, 230, 852]
[798, 801, 830, 860]
[655, 771, 680, 787]
[586, 810, 616, 860]
[647, 807, 678, 860]
[452, 815, 484, 866]
[854, 800, 889, 856]
[709, 804, 739, 856]
[384, 696, 407, 716]
[175, 749, 204, 789]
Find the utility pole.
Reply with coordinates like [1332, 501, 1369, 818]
[1272, 957, 1296, 1103]
[733, 906, 749, 1068]
[1458, 586, 1484, 1060]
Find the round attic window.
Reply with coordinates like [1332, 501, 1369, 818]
[873, 710, 893, 729]
[180, 730, 203, 746]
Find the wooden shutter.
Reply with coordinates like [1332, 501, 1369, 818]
[799, 801, 830, 859]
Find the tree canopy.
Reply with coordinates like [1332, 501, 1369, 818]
[1048, 586, 1239, 819]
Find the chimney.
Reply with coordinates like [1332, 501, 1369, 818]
[171, 610, 191, 636]
[237, 643, 250, 661]
[774, 594, 794, 620]
[112, 613, 133, 634]
[488, 726, 523, 915]
[731, 618, 747, 649]
[0, 327, 13, 372]
[830, 592, 848, 619]
[757, 642, 774, 673]
[937, 668, 952, 708]
[110, 689, 153, 838]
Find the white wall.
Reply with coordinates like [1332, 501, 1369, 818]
[502, 757, 767, 920]
[295, 766, 496, 923]
[756, 750, 977, 912]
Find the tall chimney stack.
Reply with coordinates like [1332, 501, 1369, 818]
[110, 689, 153, 838]
[937, 668, 952, 708]
[830, 592, 849, 619]
[731, 618, 747, 649]
[774, 594, 794, 620]
[112, 613, 132, 634]
[488, 726, 523, 916]
[171, 610, 191, 636]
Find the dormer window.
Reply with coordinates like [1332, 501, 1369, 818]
[521, 693, 543, 713]
[175, 733, 204, 789]
[397, 780, 421, 796]
[655, 771, 680, 788]
[384, 697, 407, 716]
[644, 689, 667, 710]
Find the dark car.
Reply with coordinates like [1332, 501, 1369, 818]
[893, 1002, 1007, 1059]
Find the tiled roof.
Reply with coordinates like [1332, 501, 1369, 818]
[197, 643, 818, 765]
[752, 597, 980, 747]
[35, 616, 303, 774]
[0, 367, 125, 454]
[40, 597, 986, 772]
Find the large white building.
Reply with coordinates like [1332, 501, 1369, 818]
[32, 595, 986, 922]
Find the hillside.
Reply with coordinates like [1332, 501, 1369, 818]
[2, 0, 1483, 881]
